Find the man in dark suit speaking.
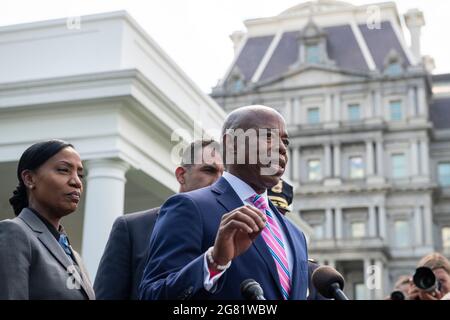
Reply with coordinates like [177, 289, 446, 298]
[139, 105, 309, 300]
[94, 140, 224, 299]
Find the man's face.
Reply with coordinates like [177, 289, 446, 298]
[181, 146, 224, 192]
[227, 110, 289, 194]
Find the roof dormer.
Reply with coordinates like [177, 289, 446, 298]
[296, 19, 334, 66]
[383, 49, 405, 76]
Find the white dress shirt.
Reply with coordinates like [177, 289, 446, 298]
[203, 171, 293, 291]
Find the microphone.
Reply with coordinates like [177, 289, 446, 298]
[312, 265, 349, 300]
[240, 279, 266, 300]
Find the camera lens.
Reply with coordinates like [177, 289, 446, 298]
[390, 290, 405, 300]
[413, 267, 437, 291]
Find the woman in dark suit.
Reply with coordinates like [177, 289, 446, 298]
[0, 139, 95, 300]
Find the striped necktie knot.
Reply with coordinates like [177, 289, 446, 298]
[248, 194, 269, 212]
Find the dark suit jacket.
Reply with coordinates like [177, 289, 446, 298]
[139, 177, 309, 300]
[0, 208, 95, 300]
[94, 208, 159, 300]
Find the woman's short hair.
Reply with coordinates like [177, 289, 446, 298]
[9, 139, 74, 216]
[417, 252, 450, 275]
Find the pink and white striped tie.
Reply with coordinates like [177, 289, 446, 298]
[248, 194, 291, 300]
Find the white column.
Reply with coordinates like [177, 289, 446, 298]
[366, 93, 374, 118]
[325, 94, 333, 122]
[335, 207, 343, 239]
[325, 207, 333, 239]
[324, 144, 332, 178]
[285, 99, 292, 125]
[292, 146, 300, 183]
[414, 206, 423, 246]
[82, 159, 130, 279]
[363, 258, 373, 300]
[423, 205, 433, 246]
[333, 143, 341, 178]
[293, 98, 302, 124]
[378, 205, 387, 240]
[374, 260, 384, 300]
[374, 90, 382, 117]
[410, 139, 419, 176]
[366, 141, 375, 176]
[368, 205, 376, 237]
[376, 140, 384, 177]
[420, 139, 430, 176]
[408, 86, 417, 118]
[333, 93, 340, 122]
[417, 86, 427, 118]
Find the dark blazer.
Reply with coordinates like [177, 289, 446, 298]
[0, 208, 95, 300]
[139, 177, 309, 300]
[94, 208, 159, 300]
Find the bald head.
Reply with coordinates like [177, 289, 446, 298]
[221, 105, 285, 136]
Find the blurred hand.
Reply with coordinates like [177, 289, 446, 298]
[407, 284, 421, 300]
[418, 290, 443, 300]
[407, 283, 443, 300]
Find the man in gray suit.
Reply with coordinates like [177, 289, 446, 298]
[94, 140, 224, 299]
[0, 208, 95, 300]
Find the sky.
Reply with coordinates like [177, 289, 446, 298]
[1, 0, 449, 93]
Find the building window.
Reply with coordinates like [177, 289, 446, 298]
[391, 153, 407, 178]
[348, 104, 361, 121]
[442, 227, 450, 249]
[307, 107, 320, 124]
[349, 156, 364, 179]
[232, 78, 244, 92]
[385, 62, 402, 76]
[389, 100, 402, 121]
[308, 159, 322, 181]
[351, 222, 366, 238]
[305, 44, 320, 64]
[312, 224, 324, 239]
[394, 220, 410, 247]
[438, 163, 450, 187]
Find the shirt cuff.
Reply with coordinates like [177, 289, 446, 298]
[203, 251, 226, 292]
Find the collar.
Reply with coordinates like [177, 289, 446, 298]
[27, 207, 65, 241]
[222, 171, 268, 204]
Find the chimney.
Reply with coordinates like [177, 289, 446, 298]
[229, 31, 245, 55]
[404, 9, 425, 62]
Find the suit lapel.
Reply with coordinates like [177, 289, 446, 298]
[18, 209, 94, 299]
[72, 250, 96, 300]
[213, 177, 245, 213]
[19, 209, 73, 271]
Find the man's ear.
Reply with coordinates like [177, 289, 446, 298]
[175, 166, 186, 185]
